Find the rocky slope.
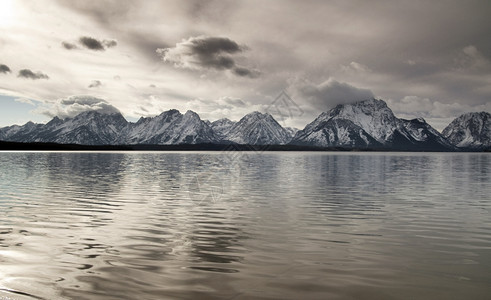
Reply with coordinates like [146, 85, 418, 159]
[442, 112, 490, 150]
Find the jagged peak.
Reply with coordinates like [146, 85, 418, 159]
[329, 98, 390, 114]
[212, 117, 233, 123]
[406, 117, 427, 124]
[155, 109, 182, 118]
[332, 98, 386, 108]
[248, 111, 270, 116]
[184, 110, 200, 118]
[240, 111, 274, 122]
[455, 111, 490, 119]
[46, 116, 63, 126]
[161, 108, 181, 114]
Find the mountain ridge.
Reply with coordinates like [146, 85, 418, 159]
[1, 99, 489, 151]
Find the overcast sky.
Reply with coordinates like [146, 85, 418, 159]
[0, 0, 490, 130]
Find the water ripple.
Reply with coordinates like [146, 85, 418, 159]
[0, 152, 489, 299]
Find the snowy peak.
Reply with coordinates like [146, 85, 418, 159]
[122, 109, 218, 145]
[40, 111, 128, 145]
[292, 99, 396, 148]
[442, 112, 490, 149]
[394, 118, 455, 151]
[210, 118, 236, 138]
[327, 99, 398, 143]
[0, 121, 42, 142]
[291, 117, 381, 148]
[224, 111, 292, 145]
[291, 99, 453, 150]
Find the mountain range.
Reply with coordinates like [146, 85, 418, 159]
[0, 99, 489, 151]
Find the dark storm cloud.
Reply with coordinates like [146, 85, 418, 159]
[157, 36, 259, 77]
[0, 64, 11, 74]
[61, 41, 77, 50]
[18, 69, 49, 80]
[88, 80, 102, 88]
[79, 36, 105, 50]
[78, 36, 117, 51]
[233, 66, 260, 78]
[294, 79, 375, 111]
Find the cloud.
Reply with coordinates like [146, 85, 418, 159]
[233, 66, 260, 78]
[291, 78, 375, 111]
[103, 39, 117, 48]
[15, 98, 35, 105]
[61, 41, 77, 50]
[2, 1, 489, 130]
[455, 45, 491, 71]
[56, 0, 137, 25]
[388, 95, 491, 119]
[79, 36, 117, 51]
[219, 96, 247, 108]
[387, 96, 435, 118]
[157, 35, 258, 77]
[35, 95, 120, 119]
[183, 96, 265, 122]
[88, 80, 102, 88]
[79, 36, 105, 50]
[341, 61, 371, 74]
[0, 64, 11, 74]
[387, 95, 491, 130]
[17, 69, 49, 80]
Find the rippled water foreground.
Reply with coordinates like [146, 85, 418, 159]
[0, 151, 490, 299]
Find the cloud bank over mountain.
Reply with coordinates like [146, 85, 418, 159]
[35, 95, 121, 119]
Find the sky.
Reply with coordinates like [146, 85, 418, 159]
[0, 0, 490, 130]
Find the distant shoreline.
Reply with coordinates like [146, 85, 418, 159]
[1, 141, 488, 152]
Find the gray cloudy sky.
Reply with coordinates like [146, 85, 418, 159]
[0, 0, 490, 130]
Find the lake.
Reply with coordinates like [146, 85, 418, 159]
[0, 151, 490, 300]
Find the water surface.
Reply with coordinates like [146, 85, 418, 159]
[0, 152, 490, 299]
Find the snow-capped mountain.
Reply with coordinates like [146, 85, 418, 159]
[0, 101, 488, 150]
[120, 110, 219, 144]
[0, 121, 42, 142]
[0, 109, 217, 145]
[224, 111, 292, 145]
[291, 117, 381, 148]
[291, 99, 454, 150]
[0, 111, 128, 145]
[209, 118, 236, 139]
[442, 112, 490, 150]
[395, 117, 455, 151]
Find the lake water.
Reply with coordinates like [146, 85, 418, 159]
[0, 151, 490, 300]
